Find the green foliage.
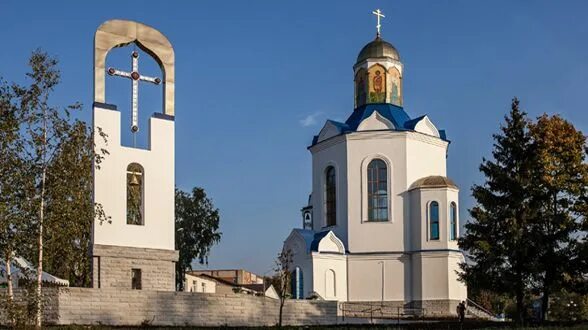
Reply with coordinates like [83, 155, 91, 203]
[43, 120, 108, 287]
[460, 98, 588, 323]
[528, 114, 588, 320]
[175, 187, 221, 291]
[549, 290, 588, 321]
[0, 49, 109, 326]
[459, 98, 536, 324]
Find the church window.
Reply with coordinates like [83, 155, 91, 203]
[291, 267, 304, 299]
[367, 159, 388, 221]
[429, 201, 440, 240]
[450, 202, 458, 240]
[131, 268, 142, 290]
[127, 163, 144, 225]
[325, 166, 337, 227]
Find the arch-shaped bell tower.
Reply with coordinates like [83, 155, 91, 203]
[91, 19, 179, 291]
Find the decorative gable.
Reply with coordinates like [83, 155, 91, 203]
[413, 116, 439, 138]
[357, 110, 395, 131]
[317, 121, 347, 143]
[316, 231, 345, 254]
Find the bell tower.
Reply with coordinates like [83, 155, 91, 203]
[91, 19, 178, 291]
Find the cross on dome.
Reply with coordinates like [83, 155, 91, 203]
[372, 9, 385, 37]
[107, 51, 161, 135]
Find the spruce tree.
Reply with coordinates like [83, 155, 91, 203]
[459, 98, 536, 324]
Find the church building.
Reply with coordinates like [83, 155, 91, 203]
[283, 11, 467, 313]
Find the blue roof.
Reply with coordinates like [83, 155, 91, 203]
[291, 229, 332, 253]
[310, 103, 449, 146]
[345, 103, 411, 131]
[310, 231, 330, 252]
[403, 115, 427, 130]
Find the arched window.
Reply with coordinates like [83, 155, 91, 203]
[127, 163, 144, 225]
[291, 267, 303, 299]
[450, 202, 458, 240]
[367, 159, 388, 221]
[325, 166, 336, 227]
[429, 201, 439, 240]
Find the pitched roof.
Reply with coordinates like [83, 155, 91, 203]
[311, 104, 449, 147]
[346, 103, 411, 131]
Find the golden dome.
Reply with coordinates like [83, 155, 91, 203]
[356, 36, 400, 63]
[409, 176, 458, 190]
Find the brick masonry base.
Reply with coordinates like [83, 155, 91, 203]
[0, 288, 338, 327]
[92, 244, 179, 291]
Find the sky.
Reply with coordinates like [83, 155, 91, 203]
[1, 0, 587, 275]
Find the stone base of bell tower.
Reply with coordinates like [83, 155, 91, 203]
[91, 244, 179, 291]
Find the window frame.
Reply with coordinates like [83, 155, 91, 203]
[429, 201, 440, 241]
[324, 166, 337, 227]
[291, 266, 304, 299]
[366, 159, 389, 222]
[361, 156, 393, 223]
[449, 202, 458, 241]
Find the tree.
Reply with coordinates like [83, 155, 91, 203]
[175, 187, 221, 291]
[1, 49, 108, 327]
[42, 121, 107, 287]
[0, 76, 31, 322]
[528, 114, 588, 321]
[548, 289, 588, 321]
[459, 98, 537, 324]
[273, 248, 293, 327]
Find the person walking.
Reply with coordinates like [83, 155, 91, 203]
[458, 300, 466, 323]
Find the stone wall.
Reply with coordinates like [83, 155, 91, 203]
[0, 288, 338, 327]
[339, 300, 460, 319]
[92, 244, 179, 291]
[411, 299, 461, 317]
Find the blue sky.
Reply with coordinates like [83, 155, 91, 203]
[1, 0, 587, 274]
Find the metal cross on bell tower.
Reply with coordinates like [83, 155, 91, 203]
[107, 51, 161, 137]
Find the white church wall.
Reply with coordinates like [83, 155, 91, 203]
[345, 132, 408, 253]
[92, 106, 175, 251]
[411, 252, 448, 301]
[311, 138, 348, 243]
[405, 133, 448, 186]
[311, 253, 347, 301]
[415, 188, 459, 251]
[409, 190, 422, 252]
[283, 231, 314, 299]
[447, 253, 467, 301]
[412, 251, 465, 302]
[347, 254, 409, 302]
